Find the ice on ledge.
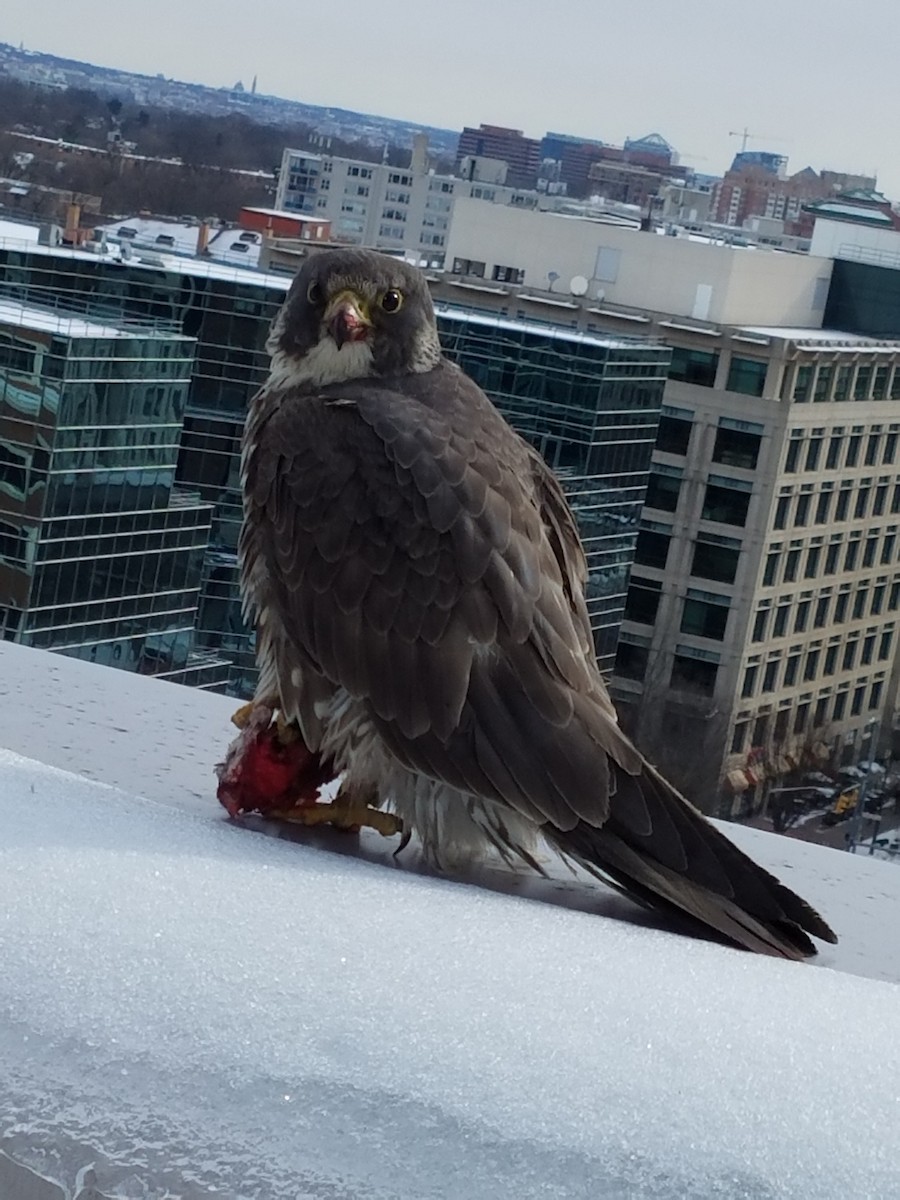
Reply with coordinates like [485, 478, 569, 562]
[1, 642, 899, 1199]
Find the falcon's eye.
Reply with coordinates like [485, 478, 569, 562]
[306, 280, 323, 305]
[380, 289, 403, 314]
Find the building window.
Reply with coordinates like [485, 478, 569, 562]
[814, 365, 833, 402]
[861, 634, 875, 665]
[702, 483, 750, 527]
[784, 437, 803, 472]
[624, 575, 662, 624]
[492, 265, 525, 284]
[870, 680, 884, 710]
[762, 658, 780, 692]
[792, 364, 813, 403]
[865, 434, 881, 466]
[879, 630, 893, 660]
[655, 413, 692, 455]
[783, 549, 800, 582]
[741, 664, 758, 698]
[668, 346, 718, 387]
[826, 434, 843, 469]
[844, 538, 860, 571]
[873, 485, 888, 516]
[834, 365, 852, 402]
[670, 652, 718, 696]
[815, 491, 832, 524]
[691, 537, 740, 583]
[614, 639, 649, 681]
[835, 485, 853, 520]
[645, 469, 682, 512]
[854, 366, 872, 401]
[850, 685, 865, 717]
[634, 527, 671, 569]
[846, 435, 862, 467]
[794, 494, 811, 526]
[873, 365, 890, 400]
[824, 541, 841, 574]
[452, 258, 486, 277]
[681, 595, 729, 640]
[752, 608, 769, 642]
[813, 595, 830, 627]
[883, 432, 898, 464]
[783, 650, 801, 686]
[852, 587, 869, 620]
[772, 602, 790, 637]
[872, 583, 886, 615]
[773, 495, 790, 529]
[803, 649, 820, 682]
[881, 533, 896, 565]
[731, 720, 750, 754]
[813, 697, 829, 727]
[834, 591, 850, 622]
[854, 487, 870, 520]
[712, 425, 761, 470]
[726, 356, 767, 396]
[823, 644, 838, 676]
[763, 549, 781, 586]
[805, 438, 823, 471]
[863, 536, 879, 568]
[833, 691, 848, 721]
[804, 546, 821, 578]
[843, 639, 858, 671]
[794, 600, 811, 632]
[752, 713, 769, 746]
[794, 702, 811, 734]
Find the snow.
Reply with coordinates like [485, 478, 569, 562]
[1, 643, 900, 1198]
[0, 298, 193, 342]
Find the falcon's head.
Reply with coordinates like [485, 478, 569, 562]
[266, 248, 442, 389]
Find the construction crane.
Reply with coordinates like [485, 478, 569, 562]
[728, 128, 783, 153]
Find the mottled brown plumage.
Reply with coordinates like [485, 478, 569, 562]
[240, 248, 837, 959]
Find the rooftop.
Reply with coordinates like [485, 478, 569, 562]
[0, 296, 194, 341]
[739, 323, 900, 348]
[434, 303, 654, 351]
[0, 640, 898, 1197]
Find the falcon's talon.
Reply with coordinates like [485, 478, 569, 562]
[268, 800, 403, 839]
[393, 826, 413, 857]
[230, 701, 258, 730]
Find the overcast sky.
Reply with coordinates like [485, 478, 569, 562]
[4, 0, 899, 199]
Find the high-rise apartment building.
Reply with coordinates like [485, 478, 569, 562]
[0, 297, 220, 684]
[274, 144, 541, 267]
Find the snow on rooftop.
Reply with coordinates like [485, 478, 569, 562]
[1, 642, 900, 1197]
[435, 303, 647, 351]
[740, 324, 900, 347]
[0, 297, 192, 342]
[0, 217, 40, 244]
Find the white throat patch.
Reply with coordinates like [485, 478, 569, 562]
[266, 337, 376, 391]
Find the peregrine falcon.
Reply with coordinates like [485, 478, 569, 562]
[228, 247, 836, 960]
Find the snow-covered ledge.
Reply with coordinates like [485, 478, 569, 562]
[1, 640, 899, 1199]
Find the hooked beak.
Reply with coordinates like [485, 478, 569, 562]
[326, 290, 372, 349]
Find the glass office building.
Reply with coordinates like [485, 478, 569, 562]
[0, 243, 667, 689]
[436, 308, 669, 668]
[0, 296, 223, 685]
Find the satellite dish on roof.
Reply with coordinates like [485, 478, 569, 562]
[569, 274, 589, 296]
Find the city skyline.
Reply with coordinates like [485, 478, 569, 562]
[3, 0, 899, 200]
